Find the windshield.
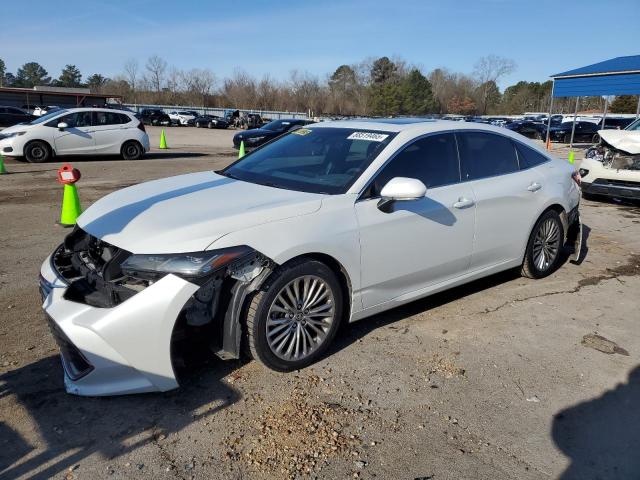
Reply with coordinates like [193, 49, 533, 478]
[28, 109, 68, 125]
[221, 127, 396, 194]
[626, 118, 640, 131]
[262, 120, 293, 131]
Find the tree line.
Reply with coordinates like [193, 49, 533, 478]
[0, 56, 636, 115]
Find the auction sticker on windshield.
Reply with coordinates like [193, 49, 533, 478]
[347, 132, 389, 142]
[292, 128, 312, 136]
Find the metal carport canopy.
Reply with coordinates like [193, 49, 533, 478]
[551, 55, 640, 97]
[545, 55, 640, 149]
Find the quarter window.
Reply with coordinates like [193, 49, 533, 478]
[457, 132, 519, 180]
[370, 133, 460, 195]
[515, 143, 549, 169]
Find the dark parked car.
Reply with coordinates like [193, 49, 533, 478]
[0, 106, 36, 127]
[232, 119, 314, 149]
[602, 117, 634, 130]
[548, 121, 618, 143]
[140, 109, 171, 126]
[505, 120, 547, 139]
[194, 115, 229, 129]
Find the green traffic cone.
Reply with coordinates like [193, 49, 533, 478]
[0, 154, 6, 174]
[568, 151, 575, 164]
[238, 141, 246, 159]
[59, 184, 82, 227]
[159, 129, 168, 149]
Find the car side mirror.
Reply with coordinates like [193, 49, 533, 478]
[377, 177, 427, 212]
[57, 122, 68, 131]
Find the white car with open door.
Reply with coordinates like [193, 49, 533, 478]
[0, 107, 150, 162]
[39, 119, 581, 396]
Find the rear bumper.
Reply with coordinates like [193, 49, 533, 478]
[40, 253, 199, 396]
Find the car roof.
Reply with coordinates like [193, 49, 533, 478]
[50, 107, 136, 114]
[310, 118, 522, 135]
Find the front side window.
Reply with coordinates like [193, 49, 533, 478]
[369, 133, 460, 195]
[55, 112, 92, 128]
[221, 127, 396, 194]
[457, 132, 519, 180]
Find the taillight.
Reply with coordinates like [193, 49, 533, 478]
[138, 122, 146, 132]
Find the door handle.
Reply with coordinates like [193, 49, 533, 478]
[453, 197, 475, 209]
[527, 182, 542, 192]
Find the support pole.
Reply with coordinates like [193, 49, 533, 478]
[635, 95, 640, 120]
[569, 97, 579, 148]
[600, 96, 609, 130]
[545, 81, 555, 149]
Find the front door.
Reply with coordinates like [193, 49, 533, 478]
[355, 133, 476, 308]
[53, 111, 94, 154]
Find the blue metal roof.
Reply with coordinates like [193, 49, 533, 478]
[551, 55, 640, 97]
[552, 55, 640, 77]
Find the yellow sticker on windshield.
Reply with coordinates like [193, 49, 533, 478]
[292, 128, 312, 136]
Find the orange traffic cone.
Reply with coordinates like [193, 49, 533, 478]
[546, 136, 552, 151]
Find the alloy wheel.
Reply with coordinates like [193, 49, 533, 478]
[532, 218, 560, 271]
[265, 275, 335, 361]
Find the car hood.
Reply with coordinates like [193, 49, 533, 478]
[599, 129, 640, 155]
[234, 128, 278, 139]
[0, 123, 36, 135]
[77, 171, 324, 254]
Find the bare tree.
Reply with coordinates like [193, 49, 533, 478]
[183, 68, 216, 107]
[123, 59, 139, 102]
[145, 55, 168, 93]
[473, 55, 516, 114]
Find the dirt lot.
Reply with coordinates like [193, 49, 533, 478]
[1, 127, 639, 480]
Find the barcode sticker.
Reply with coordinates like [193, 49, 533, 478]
[347, 132, 389, 142]
[60, 171, 74, 180]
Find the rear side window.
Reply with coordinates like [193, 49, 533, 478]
[371, 133, 460, 194]
[515, 143, 549, 169]
[457, 132, 519, 180]
[94, 111, 130, 126]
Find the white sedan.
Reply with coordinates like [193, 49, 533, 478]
[40, 119, 580, 395]
[168, 111, 196, 126]
[0, 108, 150, 162]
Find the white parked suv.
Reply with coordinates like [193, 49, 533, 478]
[40, 119, 581, 396]
[0, 108, 150, 162]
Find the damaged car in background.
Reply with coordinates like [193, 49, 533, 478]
[580, 120, 640, 200]
[40, 119, 581, 396]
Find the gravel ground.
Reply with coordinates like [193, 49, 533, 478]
[1, 129, 639, 480]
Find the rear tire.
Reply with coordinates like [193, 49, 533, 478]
[24, 141, 51, 163]
[208, 122, 214, 129]
[245, 259, 343, 372]
[592, 133, 600, 144]
[121, 140, 143, 160]
[521, 210, 564, 279]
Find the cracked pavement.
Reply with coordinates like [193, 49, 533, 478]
[1, 130, 639, 479]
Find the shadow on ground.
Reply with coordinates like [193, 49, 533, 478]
[552, 365, 640, 479]
[0, 353, 241, 479]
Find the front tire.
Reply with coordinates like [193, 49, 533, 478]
[521, 210, 564, 279]
[245, 259, 343, 371]
[121, 140, 143, 160]
[24, 141, 51, 163]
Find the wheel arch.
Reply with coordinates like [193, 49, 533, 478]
[276, 252, 353, 324]
[24, 138, 55, 157]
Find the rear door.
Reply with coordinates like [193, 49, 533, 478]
[92, 112, 131, 154]
[457, 131, 545, 271]
[355, 133, 476, 308]
[51, 112, 95, 154]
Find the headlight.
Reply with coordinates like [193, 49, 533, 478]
[121, 246, 252, 280]
[579, 168, 589, 178]
[0, 131, 26, 140]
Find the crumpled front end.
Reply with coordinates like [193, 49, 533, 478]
[40, 227, 273, 396]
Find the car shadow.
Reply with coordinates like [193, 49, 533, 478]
[0, 351, 241, 479]
[52, 152, 209, 163]
[329, 266, 522, 356]
[552, 365, 640, 479]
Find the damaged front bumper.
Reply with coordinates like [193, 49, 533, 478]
[40, 229, 273, 396]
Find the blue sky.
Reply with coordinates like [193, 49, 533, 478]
[1, 0, 639, 88]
